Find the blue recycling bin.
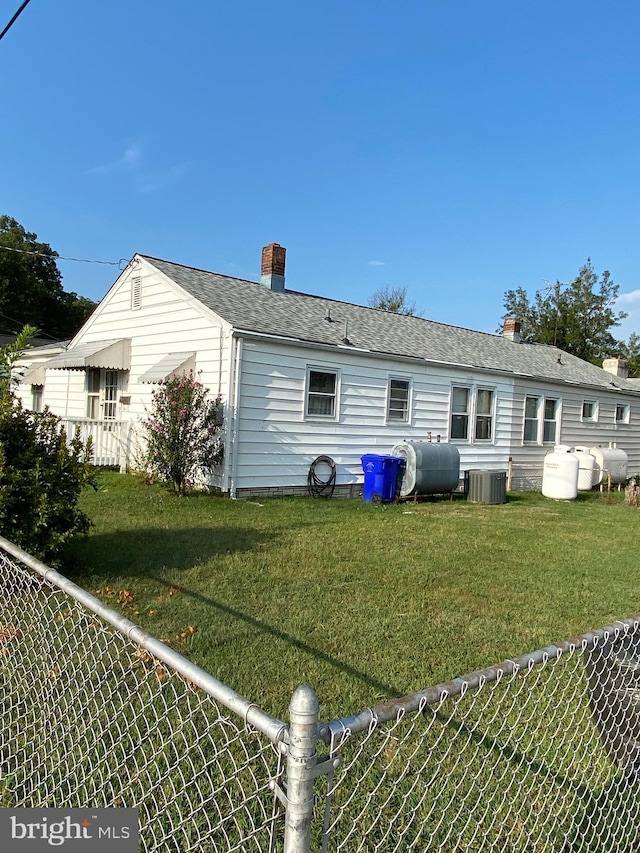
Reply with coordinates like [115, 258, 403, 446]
[361, 454, 404, 503]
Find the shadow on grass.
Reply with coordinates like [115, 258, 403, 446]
[65, 527, 403, 703]
[65, 526, 273, 576]
[149, 575, 403, 701]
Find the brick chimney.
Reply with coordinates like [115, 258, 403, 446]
[261, 243, 286, 291]
[602, 357, 629, 379]
[502, 317, 521, 343]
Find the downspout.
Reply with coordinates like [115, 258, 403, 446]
[226, 334, 243, 499]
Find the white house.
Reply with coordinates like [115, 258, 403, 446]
[15, 243, 640, 497]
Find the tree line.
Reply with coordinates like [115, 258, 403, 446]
[0, 215, 96, 340]
[371, 263, 639, 377]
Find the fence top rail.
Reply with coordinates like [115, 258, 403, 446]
[0, 534, 287, 746]
[322, 613, 640, 743]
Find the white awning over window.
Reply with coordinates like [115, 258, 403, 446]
[45, 339, 131, 370]
[21, 364, 46, 385]
[138, 352, 196, 383]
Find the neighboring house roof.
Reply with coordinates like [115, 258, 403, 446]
[0, 334, 63, 349]
[143, 256, 639, 394]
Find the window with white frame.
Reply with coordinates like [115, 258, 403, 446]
[449, 386, 495, 442]
[31, 384, 43, 413]
[87, 368, 101, 418]
[615, 403, 630, 424]
[582, 400, 598, 422]
[475, 388, 494, 440]
[104, 370, 119, 419]
[305, 368, 338, 418]
[543, 398, 559, 443]
[86, 369, 127, 419]
[523, 395, 540, 443]
[387, 378, 411, 423]
[450, 386, 470, 440]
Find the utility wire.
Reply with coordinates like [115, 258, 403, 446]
[0, 244, 127, 268]
[0, 0, 33, 42]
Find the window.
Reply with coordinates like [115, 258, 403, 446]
[31, 384, 43, 413]
[616, 403, 630, 424]
[86, 368, 126, 419]
[449, 386, 495, 442]
[523, 395, 540, 443]
[450, 386, 470, 440]
[131, 276, 142, 310]
[387, 378, 410, 422]
[475, 388, 494, 440]
[543, 398, 559, 443]
[582, 401, 598, 422]
[104, 370, 118, 419]
[87, 368, 101, 418]
[306, 369, 338, 418]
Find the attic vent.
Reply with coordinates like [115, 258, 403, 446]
[131, 276, 142, 310]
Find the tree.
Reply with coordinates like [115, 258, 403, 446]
[141, 372, 224, 495]
[0, 330, 96, 562]
[0, 215, 96, 339]
[369, 285, 420, 316]
[499, 260, 627, 365]
[616, 333, 640, 379]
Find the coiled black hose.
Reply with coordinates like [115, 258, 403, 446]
[307, 455, 337, 498]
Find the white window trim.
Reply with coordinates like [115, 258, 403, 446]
[86, 369, 128, 420]
[304, 366, 340, 421]
[522, 395, 562, 445]
[385, 375, 412, 425]
[523, 395, 541, 444]
[474, 387, 496, 443]
[542, 397, 561, 445]
[449, 384, 496, 445]
[615, 403, 631, 425]
[581, 400, 599, 423]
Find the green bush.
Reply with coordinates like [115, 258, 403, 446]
[0, 391, 96, 563]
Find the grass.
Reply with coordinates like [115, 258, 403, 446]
[63, 471, 640, 723]
[5, 472, 640, 851]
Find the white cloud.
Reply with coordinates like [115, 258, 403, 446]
[89, 142, 189, 193]
[616, 289, 640, 306]
[368, 260, 386, 266]
[89, 142, 144, 175]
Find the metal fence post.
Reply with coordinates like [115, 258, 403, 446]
[283, 684, 320, 853]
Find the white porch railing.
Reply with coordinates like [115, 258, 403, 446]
[60, 418, 134, 469]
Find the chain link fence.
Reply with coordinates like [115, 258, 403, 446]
[1, 535, 639, 852]
[320, 619, 640, 852]
[0, 539, 287, 852]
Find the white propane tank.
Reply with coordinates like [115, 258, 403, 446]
[542, 445, 579, 500]
[589, 444, 629, 486]
[573, 446, 596, 491]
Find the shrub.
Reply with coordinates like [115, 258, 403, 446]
[0, 396, 96, 562]
[141, 372, 223, 495]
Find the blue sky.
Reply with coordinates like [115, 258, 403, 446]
[3, 0, 640, 340]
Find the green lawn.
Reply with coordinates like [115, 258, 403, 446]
[65, 472, 640, 723]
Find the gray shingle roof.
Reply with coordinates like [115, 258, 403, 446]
[143, 255, 639, 394]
